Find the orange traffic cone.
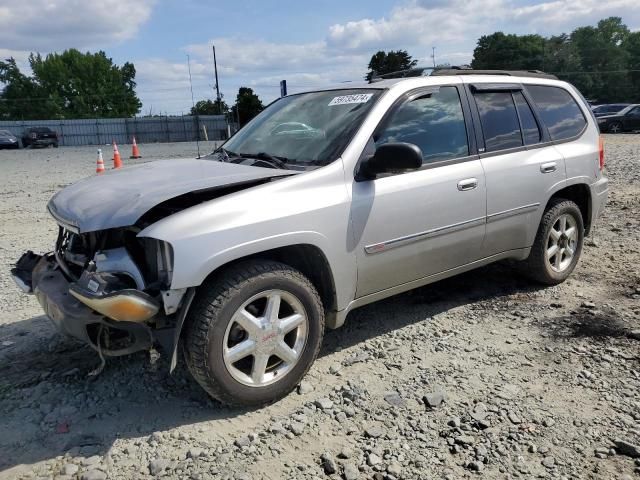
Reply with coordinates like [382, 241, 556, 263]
[130, 136, 142, 159]
[96, 149, 105, 174]
[112, 140, 123, 169]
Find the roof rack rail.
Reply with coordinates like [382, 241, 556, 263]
[368, 65, 558, 83]
[369, 67, 434, 83]
[431, 68, 558, 80]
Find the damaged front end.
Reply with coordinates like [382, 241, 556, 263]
[11, 226, 190, 361]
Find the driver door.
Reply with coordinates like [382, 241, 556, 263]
[351, 85, 487, 297]
[624, 106, 640, 131]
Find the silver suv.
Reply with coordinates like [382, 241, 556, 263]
[12, 69, 608, 406]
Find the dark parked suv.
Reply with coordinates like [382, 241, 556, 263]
[22, 127, 59, 148]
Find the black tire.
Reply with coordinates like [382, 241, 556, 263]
[53, 142, 59, 148]
[609, 121, 623, 134]
[183, 260, 325, 407]
[525, 198, 584, 285]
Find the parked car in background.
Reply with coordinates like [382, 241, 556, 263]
[22, 127, 59, 148]
[12, 69, 608, 406]
[0, 129, 20, 149]
[597, 104, 640, 133]
[591, 103, 630, 117]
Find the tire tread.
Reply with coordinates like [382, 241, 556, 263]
[183, 260, 324, 406]
[526, 198, 583, 285]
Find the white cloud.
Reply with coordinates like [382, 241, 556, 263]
[2, 0, 638, 115]
[0, 0, 155, 53]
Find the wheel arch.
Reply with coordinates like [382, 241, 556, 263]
[167, 243, 339, 373]
[200, 244, 338, 320]
[545, 182, 592, 235]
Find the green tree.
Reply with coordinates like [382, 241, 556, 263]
[365, 50, 417, 81]
[470, 17, 640, 102]
[190, 98, 229, 115]
[568, 17, 631, 101]
[0, 49, 141, 120]
[622, 31, 640, 102]
[230, 87, 263, 127]
[471, 32, 546, 70]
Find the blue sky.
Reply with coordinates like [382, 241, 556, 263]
[1, 0, 638, 115]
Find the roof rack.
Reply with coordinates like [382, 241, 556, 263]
[370, 67, 434, 82]
[431, 68, 558, 80]
[369, 65, 557, 83]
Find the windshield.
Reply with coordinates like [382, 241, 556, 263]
[212, 89, 382, 168]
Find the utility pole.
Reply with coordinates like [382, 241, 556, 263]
[431, 47, 436, 68]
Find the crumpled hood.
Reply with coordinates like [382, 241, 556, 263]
[48, 158, 295, 233]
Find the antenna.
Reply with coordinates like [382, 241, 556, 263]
[212, 45, 221, 104]
[431, 47, 436, 68]
[187, 54, 200, 159]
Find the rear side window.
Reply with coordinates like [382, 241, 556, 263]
[526, 85, 587, 140]
[375, 86, 469, 164]
[474, 91, 522, 152]
[513, 91, 541, 145]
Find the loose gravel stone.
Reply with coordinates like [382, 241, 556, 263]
[423, 390, 447, 408]
[81, 470, 106, 480]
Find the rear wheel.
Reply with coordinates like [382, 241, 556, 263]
[525, 199, 584, 285]
[183, 260, 324, 406]
[609, 121, 623, 134]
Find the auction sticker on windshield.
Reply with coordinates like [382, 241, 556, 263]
[328, 93, 373, 106]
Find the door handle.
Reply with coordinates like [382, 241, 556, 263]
[540, 162, 557, 173]
[457, 178, 478, 191]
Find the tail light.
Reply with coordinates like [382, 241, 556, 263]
[598, 135, 605, 170]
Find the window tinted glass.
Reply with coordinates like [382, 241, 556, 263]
[628, 107, 640, 117]
[375, 86, 468, 164]
[513, 91, 541, 145]
[527, 85, 586, 140]
[474, 91, 522, 152]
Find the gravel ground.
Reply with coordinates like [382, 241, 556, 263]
[0, 137, 639, 480]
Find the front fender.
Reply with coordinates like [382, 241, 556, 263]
[138, 161, 356, 311]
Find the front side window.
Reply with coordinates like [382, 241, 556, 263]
[474, 91, 523, 152]
[374, 86, 469, 164]
[526, 85, 587, 141]
[217, 89, 383, 168]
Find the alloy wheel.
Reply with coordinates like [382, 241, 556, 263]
[222, 289, 308, 387]
[546, 214, 578, 273]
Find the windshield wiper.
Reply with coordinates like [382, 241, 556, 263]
[209, 147, 240, 162]
[238, 152, 292, 169]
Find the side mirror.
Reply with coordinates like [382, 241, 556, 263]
[358, 142, 423, 180]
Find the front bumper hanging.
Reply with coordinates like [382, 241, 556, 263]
[11, 252, 155, 356]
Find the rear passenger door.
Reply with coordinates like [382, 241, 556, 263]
[466, 82, 566, 257]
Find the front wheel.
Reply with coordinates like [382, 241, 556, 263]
[525, 199, 584, 285]
[183, 260, 325, 406]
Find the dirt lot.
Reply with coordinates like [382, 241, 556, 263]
[0, 137, 639, 480]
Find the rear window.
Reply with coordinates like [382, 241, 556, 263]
[526, 85, 587, 141]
